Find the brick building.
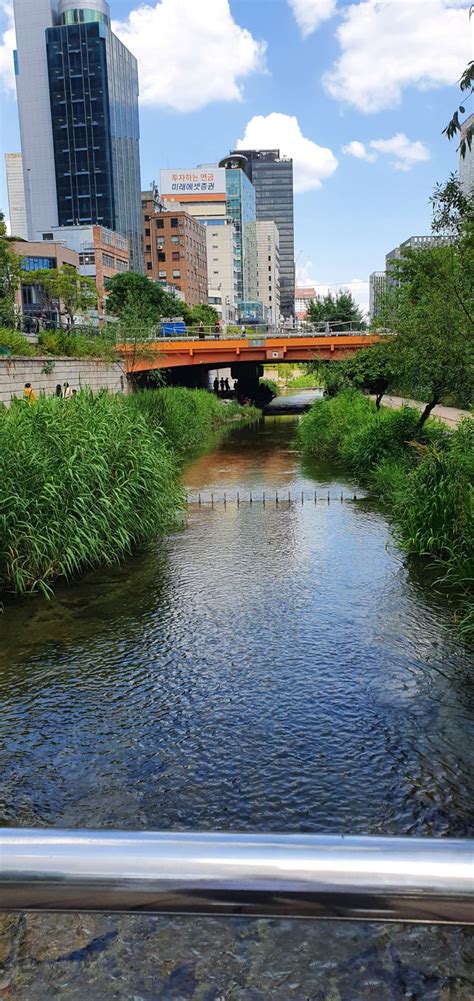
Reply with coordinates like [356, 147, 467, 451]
[142, 196, 208, 306]
[42, 225, 129, 318]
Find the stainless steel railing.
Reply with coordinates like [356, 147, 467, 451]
[1, 830, 473, 925]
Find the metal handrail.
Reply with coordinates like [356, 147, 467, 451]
[1, 830, 473, 924]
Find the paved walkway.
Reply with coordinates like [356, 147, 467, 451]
[378, 395, 471, 428]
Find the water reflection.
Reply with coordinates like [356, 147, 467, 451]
[1, 415, 473, 998]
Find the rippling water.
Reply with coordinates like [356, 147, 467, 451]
[1, 415, 473, 999]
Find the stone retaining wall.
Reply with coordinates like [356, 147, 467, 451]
[0, 356, 128, 406]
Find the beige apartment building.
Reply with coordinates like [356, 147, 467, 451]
[255, 220, 280, 325]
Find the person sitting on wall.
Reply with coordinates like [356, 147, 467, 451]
[63, 382, 73, 400]
[23, 383, 36, 403]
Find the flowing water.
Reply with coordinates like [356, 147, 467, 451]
[0, 411, 473, 999]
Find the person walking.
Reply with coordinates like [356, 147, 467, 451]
[214, 321, 221, 339]
[224, 377, 230, 392]
[220, 377, 225, 393]
[213, 377, 219, 394]
[23, 383, 36, 403]
[241, 324, 246, 337]
[198, 321, 205, 340]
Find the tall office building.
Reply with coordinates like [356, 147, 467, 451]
[13, 0, 143, 272]
[4, 153, 28, 239]
[218, 155, 257, 303]
[386, 235, 453, 286]
[369, 272, 387, 321]
[223, 149, 295, 319]
[459, 114, 474, 199]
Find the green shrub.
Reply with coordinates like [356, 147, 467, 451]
[297, 390, 376, 458]
[260, 378, 279, 398]
[0, 392, 182, 595]
[38, 329, 117, 360]
[0, 327, 37, 356]
[299, 390, 474, 637]
[341, 406, 447, 478]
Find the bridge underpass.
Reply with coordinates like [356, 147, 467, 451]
[119, 332, 380, 398]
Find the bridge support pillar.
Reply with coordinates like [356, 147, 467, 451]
[231, 363, 263, 402]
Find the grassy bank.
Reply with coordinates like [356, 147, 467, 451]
[298, 391, 473, 637]
[0, 388, 258, 597]
[0, 326, 117, 360]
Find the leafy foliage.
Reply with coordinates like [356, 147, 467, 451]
[298, 391, 474, 636]
[430, 174, 473, 237]
[0, 213, 20, 328]
[379, 240, 473, 419]
[0, 388, 258, 596]
[306, 290, 365, 330]
[106, 271, 185, 325]
[20, 264, 97, 327]
[442, 59, 474, 158]
[343, 340, 395, 406]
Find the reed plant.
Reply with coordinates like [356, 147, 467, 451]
[0, 392, 181, 595]
[128, 388, 256, 456]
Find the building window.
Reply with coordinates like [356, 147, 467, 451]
[144, 215, 150, 221]
[102, 253, 115, 268]
[171, 235, 179, 244]
[158, 252, 166, 262]
[145, 245, 151, 254]
[42, 233, 54, 241]
[159, 270, 166, 278]
[21, 256, 56, 271]
[172, 251, 180, 261]
[145, 228, 150, 237]
[171, 218, 179, 228]
[172, 270, 181, 278]
[79, 252, 95, 265]
[156, 219, 164, 229]
[147, 262, 153, 271]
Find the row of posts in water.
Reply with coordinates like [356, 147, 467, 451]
[186, 491, 359, 507]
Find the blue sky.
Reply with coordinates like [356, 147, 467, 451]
[0, 0, 471, 312]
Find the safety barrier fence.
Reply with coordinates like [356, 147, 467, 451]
[1, 830, 472, 924]
[185, 490, 362, 507]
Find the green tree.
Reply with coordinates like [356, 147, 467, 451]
[379, 239, 473, 423]
[106, 271, 185, 325]
[343, 340, 395, 408]
[186, 303, 219, 328]
[0, 212, 20, 328]
[430, 173, 473, 237]
[306, 290, 365, 330]
[51, 264, 96, 327]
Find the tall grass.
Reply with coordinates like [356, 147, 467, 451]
[0, 388, 256, 597]
[127, 388, 257, 456]
[0, 392, 181, 595]
[298, 391, 474, 638]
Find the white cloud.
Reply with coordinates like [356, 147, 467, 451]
[288, 0, 337, 37]
[0, 2, 15, 94]
[369, 133, 430, 171]
[341, 140, 376, 163]
[113, 0, 266, 112]
[236, 113, 338, 193]
[324, 0, 472, 113]
[343, 132, 430, 170]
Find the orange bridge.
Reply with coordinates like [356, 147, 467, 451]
[119, 332, 380, 375]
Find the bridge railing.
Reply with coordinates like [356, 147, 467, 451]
[119, 322, 376, 345]
[1, 829, 473, 924]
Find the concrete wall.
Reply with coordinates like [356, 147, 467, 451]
[0, 356, 127, 407]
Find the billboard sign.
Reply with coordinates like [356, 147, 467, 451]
[160, 168, 226, 199]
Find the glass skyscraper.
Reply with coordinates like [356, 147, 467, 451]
[13, 0, 143, 272]
[221, 160, 257, 302]
[225, 149, 295, 319]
